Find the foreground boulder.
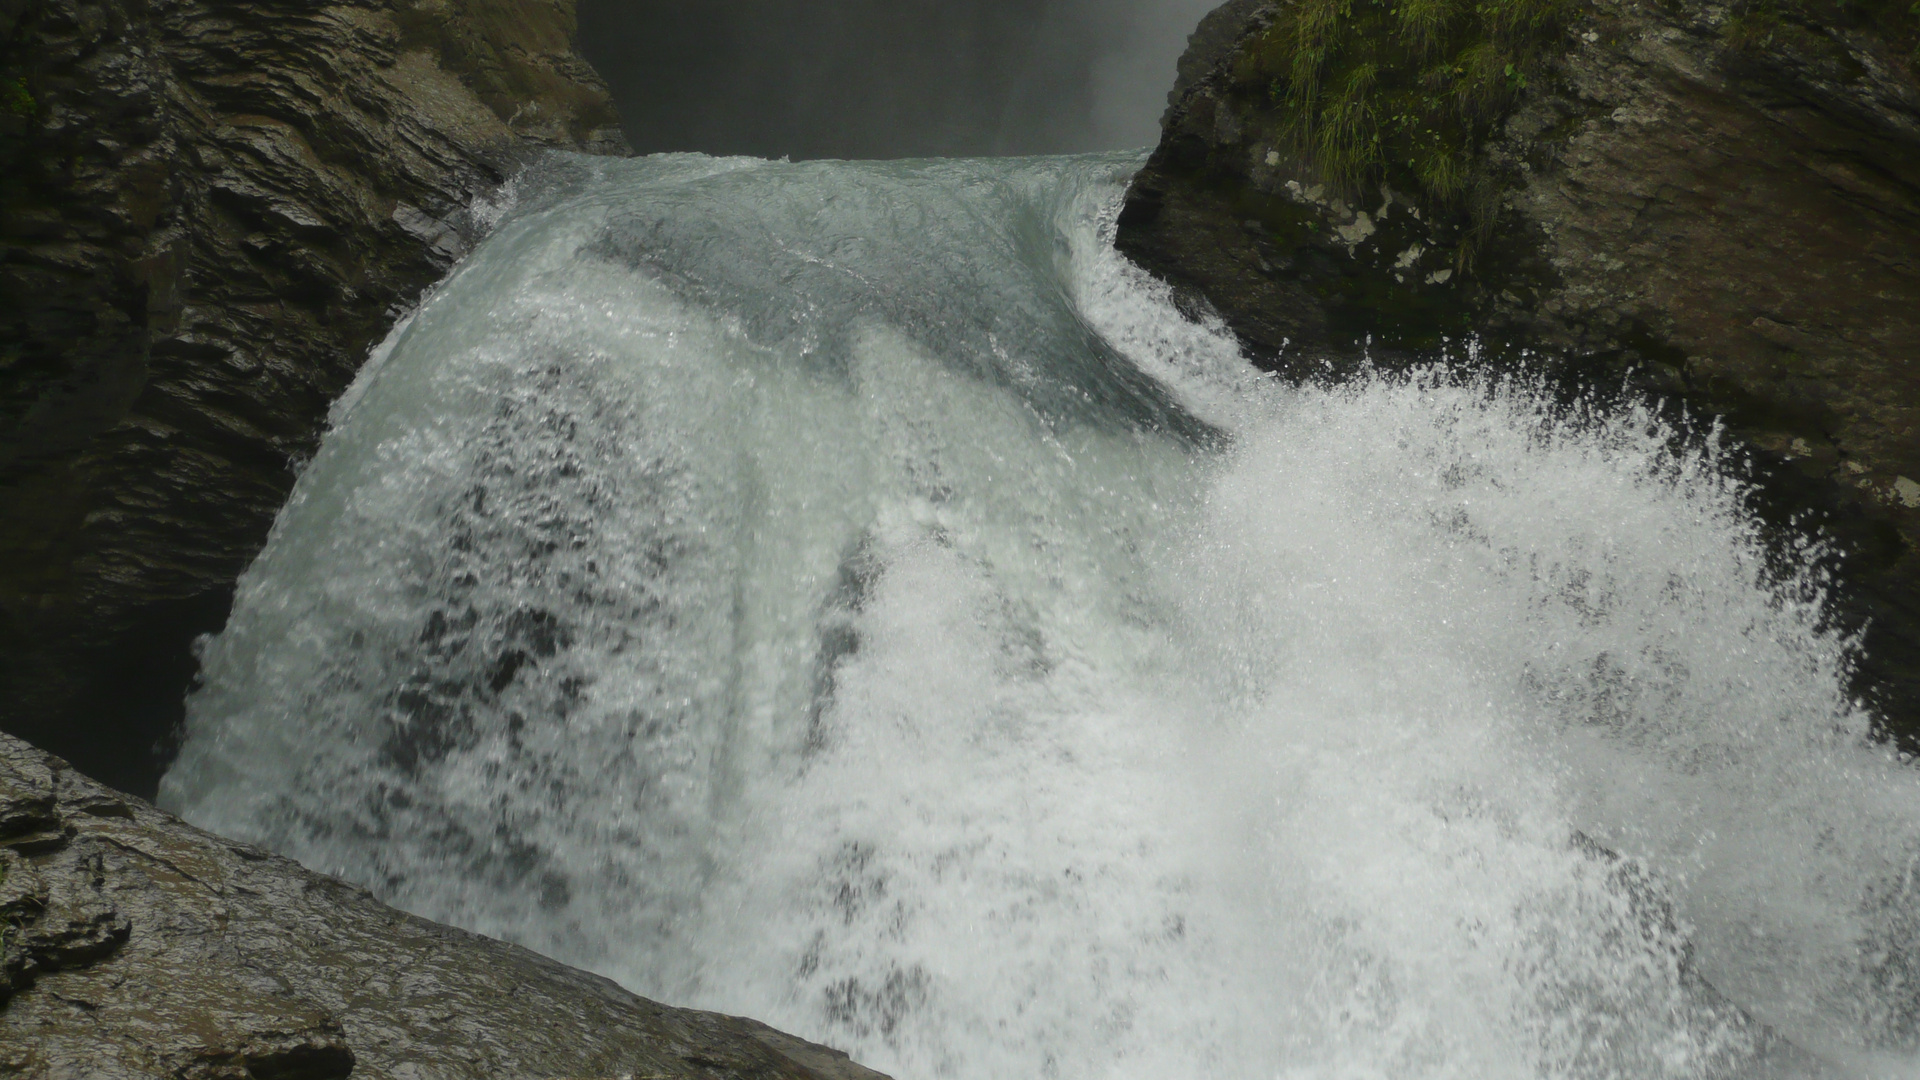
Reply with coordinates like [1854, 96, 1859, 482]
[1118, 0, 1920, 737]
[0, 731, 888, 1080]
[0, 0, 628, 796]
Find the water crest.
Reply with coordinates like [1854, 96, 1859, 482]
[163, 151, 1920, 1079]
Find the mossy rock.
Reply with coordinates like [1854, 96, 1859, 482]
[1120, 0, 1920, 742]
[1241, 0, 1581, 259]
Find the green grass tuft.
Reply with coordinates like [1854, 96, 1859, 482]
[1245, 0, 1578, 265]
[1246, 0, 1919, 266]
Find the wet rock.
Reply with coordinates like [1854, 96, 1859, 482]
[0, 730, 892, 1080]
[0, 0, 629, 797]
[1119, 0, 1920, 740]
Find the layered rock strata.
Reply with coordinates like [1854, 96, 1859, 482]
[0, 731, 889, 1080]
[1119, 0, 1920, 737]
[0, 0, 628, 796]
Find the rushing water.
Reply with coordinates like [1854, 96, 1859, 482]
[161, 152, 1920, 1079]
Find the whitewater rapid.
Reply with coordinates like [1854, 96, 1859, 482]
[162, 151, 1920, 1079]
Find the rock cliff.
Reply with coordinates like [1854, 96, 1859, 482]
[0, 730, 889, 1079]
[1118, 0, 1920, 739]
[0, 0, 628, 796]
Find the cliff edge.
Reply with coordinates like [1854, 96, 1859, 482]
[0, 0, 629, 794]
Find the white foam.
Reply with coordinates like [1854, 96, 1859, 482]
[163, 151, 1920, 1079]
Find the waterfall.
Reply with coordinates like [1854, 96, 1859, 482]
[161, 151, 1920, 1079]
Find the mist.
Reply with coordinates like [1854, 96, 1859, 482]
[574, 0, 1221, 159]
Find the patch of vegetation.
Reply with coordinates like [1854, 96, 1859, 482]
[0, 76, 32, 118]
[1732, 0, 1920, 68]
[0, 71, 39, 223]
[1243, 0, 1580, 265]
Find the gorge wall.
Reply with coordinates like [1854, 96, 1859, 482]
[0, 0, 627, 796]
[1118, 0, 1920, 740]
[2, 0, 1917, 1072]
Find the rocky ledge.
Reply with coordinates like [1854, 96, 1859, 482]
[1119, 0, 1920, 738]
[0, 0, 629, 795]
[0, 730, 889, 1080]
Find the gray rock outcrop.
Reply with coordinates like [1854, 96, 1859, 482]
[1117, 0, 1920, 737]
[0, 730, 890, 1080]
[0, 0, 628, 795]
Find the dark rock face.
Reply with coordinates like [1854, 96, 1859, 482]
[0, 731, 891, 1079]
[1118, 0, 1920, 739]
[0, 0, 629, 798]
